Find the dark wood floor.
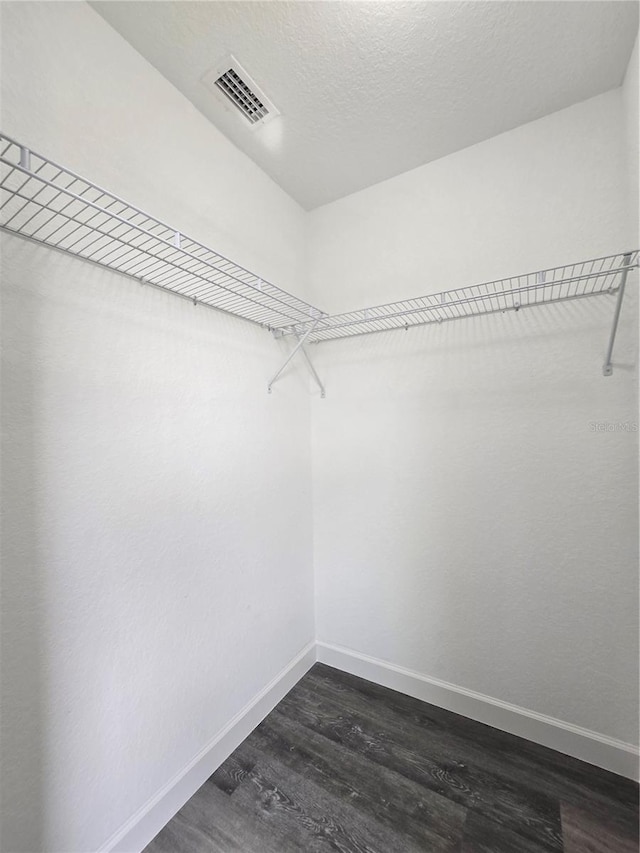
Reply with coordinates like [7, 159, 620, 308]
[144, 664, 639, 852]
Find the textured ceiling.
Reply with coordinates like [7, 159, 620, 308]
[91, 1, 638, 210]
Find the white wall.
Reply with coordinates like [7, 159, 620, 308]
[0, 3, 314, 852]
[624, 34, 639, 246]
[308, 89, 639, 746]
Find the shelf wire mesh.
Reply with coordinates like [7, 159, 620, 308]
[0, 133, 325, 329]
[279, 251, 638, 342]
[1, 134, 636, 347]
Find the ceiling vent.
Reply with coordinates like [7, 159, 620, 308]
[202, 56, 279, 129]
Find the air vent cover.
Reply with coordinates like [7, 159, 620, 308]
[215, 68, 268, 124]
[203, 56, 279, 129]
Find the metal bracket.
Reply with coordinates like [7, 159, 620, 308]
[19, 147, 31, 171]
[296, 335, 326, 398]
[268, 320, 325, 397]
[603, 252, 632, 376]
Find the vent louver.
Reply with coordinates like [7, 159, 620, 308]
[215, 67, 269, 124]
[203, 57, 279, 129]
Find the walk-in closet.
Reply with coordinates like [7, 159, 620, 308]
[1, 2, 638, 851]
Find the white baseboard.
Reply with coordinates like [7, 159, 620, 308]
[316, 641, 639, 782]
[100, 641, 316, 853]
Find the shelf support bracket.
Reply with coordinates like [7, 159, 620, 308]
[603, 252, 632, 376]
[296, 334, 326, 398]
[268, 320, 323, 395]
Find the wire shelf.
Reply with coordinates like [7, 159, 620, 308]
[0, 133, 325, 330]
[1, 132, 636, 378]
[278, 251, 638, 343]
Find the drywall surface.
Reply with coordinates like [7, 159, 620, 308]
[623, 34, 639, 246]
[308, 89, 639, 746]
[0, 3, 313, 852]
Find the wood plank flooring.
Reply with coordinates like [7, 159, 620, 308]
[144, 664, 639, 852]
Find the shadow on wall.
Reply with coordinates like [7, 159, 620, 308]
[1, 236, 45, 851]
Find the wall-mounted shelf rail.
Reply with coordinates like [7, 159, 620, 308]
[278, 252, 638, 346]
[0, 133, 324, 331]
[1, 133, 636, 388]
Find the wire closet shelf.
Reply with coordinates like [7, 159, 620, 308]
[0, 133, 636, 383]
[276, 251, 639, 343]
[0, 133, 324, 330]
